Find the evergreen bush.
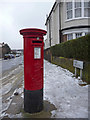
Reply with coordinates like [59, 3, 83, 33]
[50, 34, 90, 61]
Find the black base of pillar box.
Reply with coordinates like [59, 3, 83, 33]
[24, 88, 43, 113]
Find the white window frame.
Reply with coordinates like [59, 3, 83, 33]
[66, 2, 73, 19]
[84, 1, 90, 17]
[66, 0, 90, 21]
[75, 32, 82, 38]
[66, 32, 87, 41]
[67, 33, 73, 40]
[74, 1, 82, 18]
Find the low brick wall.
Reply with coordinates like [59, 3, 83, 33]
[44, 48, 52, 62]
[44, 48, 90, 84]
[52, 56, 74, 73]
[52, 56, 90, 84]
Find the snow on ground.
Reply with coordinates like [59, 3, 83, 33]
[0, 66, 22, 96]
[0, 84, 24, 119]
[0, 60, 88, 118]
[44, 60, 88, 118]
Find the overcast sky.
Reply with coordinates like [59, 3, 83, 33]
[0, 0, 55, 49]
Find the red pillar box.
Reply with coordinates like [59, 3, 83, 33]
[20, 28, 46, 113]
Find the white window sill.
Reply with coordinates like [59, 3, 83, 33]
[65, 17, 90, 22]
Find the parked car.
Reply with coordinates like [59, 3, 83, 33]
[4, 54, 15, 60]
[16, 54, 20, 57]
[4, 54, 11, 59]
[10, 54, 15, 58]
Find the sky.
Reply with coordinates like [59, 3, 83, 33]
[0, 0, 55, 49]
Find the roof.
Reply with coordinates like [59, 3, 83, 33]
[45, 2, 57, 25]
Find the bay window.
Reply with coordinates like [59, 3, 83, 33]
[67, 32, 87, 40]
[66, 0, 90, 20]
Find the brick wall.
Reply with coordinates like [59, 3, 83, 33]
[61, 34, 67, 43]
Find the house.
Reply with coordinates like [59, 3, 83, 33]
[0, 43, 5, 58]
[11, 49, 23, 55]
[45, 0, 90, 49]
[0, 43, 2, 58]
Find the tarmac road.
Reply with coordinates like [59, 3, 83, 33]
[1, 55, 23, 74]
[0, 56, 24, 119]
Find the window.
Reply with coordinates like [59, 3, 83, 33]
[84, 2, 90, 17]
[66, 32, 87, 41]
[75, 33, 82, 38]
[75, 1, 82, 18]
[67, 33, 73, 40]
[66, 2, 73, 19]
[85, 32, 88, 35]
[66, 0, 90, 20]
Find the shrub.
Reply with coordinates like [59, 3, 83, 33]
[50, 34, 90, 61]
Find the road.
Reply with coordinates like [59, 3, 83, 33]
[0, 56, 24, 119]
[1, 56, 23, 74]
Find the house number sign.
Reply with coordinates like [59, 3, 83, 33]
[73, 60, 84, 79]
[73, 60, 83, 69]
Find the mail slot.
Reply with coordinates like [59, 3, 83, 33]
[20, 28, 46, 113]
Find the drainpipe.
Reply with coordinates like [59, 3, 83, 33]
[59, 2, 62, 43]
[49, 18, 51, 47]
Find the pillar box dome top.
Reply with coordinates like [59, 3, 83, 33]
[20, 28, 47, 37]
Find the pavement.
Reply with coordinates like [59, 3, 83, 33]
[4, 95, 56, 118]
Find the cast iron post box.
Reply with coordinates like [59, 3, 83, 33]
[20, 28, 47, 113]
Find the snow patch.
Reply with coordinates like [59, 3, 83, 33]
[14, 88, 23, 95]
[44, 60, 88, 118]
[4, 113, 23, 118]
[2, 83, 12, 95]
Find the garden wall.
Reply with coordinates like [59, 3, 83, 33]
[52, 56, 90, 84]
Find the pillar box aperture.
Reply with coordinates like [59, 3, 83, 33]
[20, 28, 46, 113]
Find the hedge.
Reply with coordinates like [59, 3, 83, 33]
[50, 34, 90, 61]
